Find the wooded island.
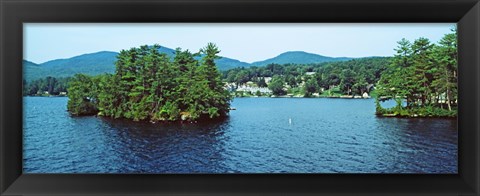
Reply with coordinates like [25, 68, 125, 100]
[66, 43, 232, 121]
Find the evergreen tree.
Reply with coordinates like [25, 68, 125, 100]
[304, 77, 318, 97]
[432, 29, 457, 110]
[67, 74, 98, 116]
[268, 76, 286, 96]
[377, 38, 414, 107]
[411, 37, 435, 105]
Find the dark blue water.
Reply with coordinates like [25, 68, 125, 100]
[23, 97, 457, 173]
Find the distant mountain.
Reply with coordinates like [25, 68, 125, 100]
[251, 51, 352, 67]
[23, 60, 39, 67]
[38, 51, 119, 79]
[158, 47, 176, 57]
[23, 60, 45, 81]
[214, 57, 251, 70]
[24, 48, 352, 81]
[24, 46, 253, 81]
[157, 47, 251, 70]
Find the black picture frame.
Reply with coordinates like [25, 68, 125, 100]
[1, 0, 479, 195]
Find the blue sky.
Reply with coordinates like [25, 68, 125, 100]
[24, 23, 455, 64]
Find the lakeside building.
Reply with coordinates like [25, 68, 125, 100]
[236, 85, 272, 94]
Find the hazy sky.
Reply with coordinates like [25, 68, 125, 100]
[24, 23, 455, 64]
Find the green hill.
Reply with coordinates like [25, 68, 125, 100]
[24, 46, 251, 81]
[38, 51, 118, 79]
[23, 60, 46, 81]
[251, 51, 351, 67]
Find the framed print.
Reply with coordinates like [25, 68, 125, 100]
[1, 0, 479, 195]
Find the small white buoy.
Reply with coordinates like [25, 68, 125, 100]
[289, 118, 292, 124]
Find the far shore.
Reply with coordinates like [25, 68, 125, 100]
[24, 94, 373, 99]
[233, 94, 372, 99]
[24, 94, 67, 97]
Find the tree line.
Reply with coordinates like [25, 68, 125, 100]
[67, 43, 232, 122]
[23, 77, 71, 96]
[376, 29, 457, 117]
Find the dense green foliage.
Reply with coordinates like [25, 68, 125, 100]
[66, 74, 99, 115]
[376, 29, 458, 117]
[23, 76, 71, 96]
[67, 44, 232, 121]
[223, 57, 390, 96]
[268, 76, 288, 96]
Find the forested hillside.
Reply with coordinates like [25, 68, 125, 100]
[23, 46, 251, 81]
[250, 51, 352, 67]
[223, 57, 390, 97]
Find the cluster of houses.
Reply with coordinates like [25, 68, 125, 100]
[35, 91, 67, 96]
[236, 85, 272, 94]
[225, 77, 273, 95]
[224, 72, 372, 98]
[225, 82, 272, 94]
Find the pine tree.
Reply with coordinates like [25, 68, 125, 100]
[411, 37, 435, 106]
[377, 38, 413, 107]
[433, 29, 457, 110]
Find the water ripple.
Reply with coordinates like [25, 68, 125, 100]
[23, 97, 457, 173]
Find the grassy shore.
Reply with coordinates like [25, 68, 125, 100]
[375, 102, 457, 118]
[234, 87, 376, 99]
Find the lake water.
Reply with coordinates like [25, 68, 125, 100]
[23, 97, 457, 173]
